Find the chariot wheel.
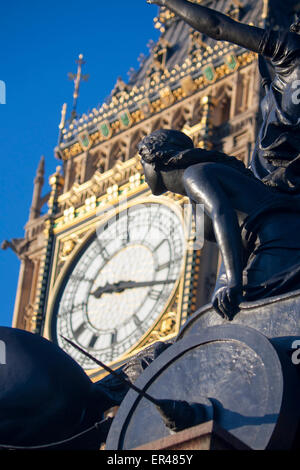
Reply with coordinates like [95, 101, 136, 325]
[106, 324, 300, 450]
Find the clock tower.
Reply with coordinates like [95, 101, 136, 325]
[5, 0, 298, 380]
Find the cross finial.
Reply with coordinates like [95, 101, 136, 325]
[68, 53, 89, 121]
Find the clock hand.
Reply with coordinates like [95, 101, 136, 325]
[91, 282, 125, 298]
[91, 279, 177, 299]
[117, 279, 176, 290]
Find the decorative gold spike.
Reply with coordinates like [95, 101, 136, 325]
[68, 54, 89, 121]
[59, 103, 67, 130]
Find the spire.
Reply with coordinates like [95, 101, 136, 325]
[37, 155, 45, 176]
[48, 166, 64, 215]
[29, 156, 45, 221]
[68, 54, 89, 122]
[58, 103, 67, 145]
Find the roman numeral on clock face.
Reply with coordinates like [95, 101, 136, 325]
[110, 330, 117, 345]
[73, 323, 85, 340]
[156, 261, 171, 272]
[149, 289, 162, 301]
[88, 334, 98, 349]
[133, 314, 142, 327]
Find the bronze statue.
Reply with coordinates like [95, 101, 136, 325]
[147, 0, 300, 193]
[138, 129, 300, 319]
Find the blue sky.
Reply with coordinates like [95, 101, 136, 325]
[0, 0, 160, 327]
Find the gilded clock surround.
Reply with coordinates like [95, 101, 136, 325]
[44, 193, 192, 380]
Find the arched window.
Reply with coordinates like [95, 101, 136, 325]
[108, 140, 127, 169]
[128, 129, 148, 159]
[211, 85, 232, 127]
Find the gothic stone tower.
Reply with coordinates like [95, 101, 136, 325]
[6, 0, 299, 380]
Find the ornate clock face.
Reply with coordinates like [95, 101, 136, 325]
[52, 201, 186, 370]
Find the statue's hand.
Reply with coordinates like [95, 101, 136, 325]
[147, 0, 166, 6]
[212, 285, 242, 321]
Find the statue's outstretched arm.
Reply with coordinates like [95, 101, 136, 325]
[183, 163, 243, 319]
[148, 0, 265, 54]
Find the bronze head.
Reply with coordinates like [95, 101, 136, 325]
[138, 129, 194, 170]
[138, 129, 194, 195]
